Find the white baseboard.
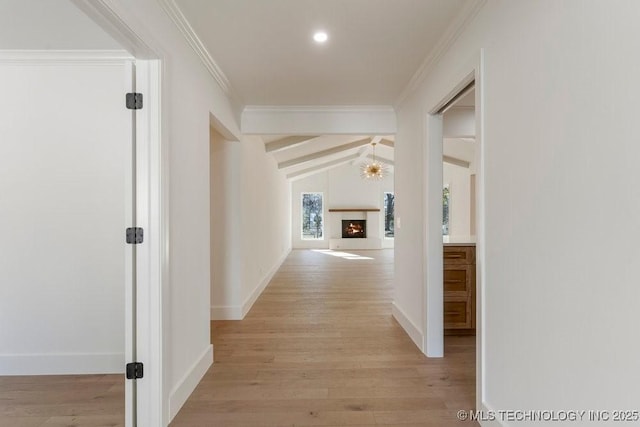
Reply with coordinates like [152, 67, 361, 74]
[0, 352, 124, 375]
[210, 249, 291, 320]
[391, 302, 424, 352]
[168, 344, 213, 422]
[241, 248, 291, 317]
[210, 304, 243, 320]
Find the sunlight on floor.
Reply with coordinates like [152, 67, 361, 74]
[311, 249, 374, 260]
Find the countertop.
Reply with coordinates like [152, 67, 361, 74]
[443, 235, 476, 246]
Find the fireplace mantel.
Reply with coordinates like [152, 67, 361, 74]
[328, 208, 380, 212]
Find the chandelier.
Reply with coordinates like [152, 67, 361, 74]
[361, 142, 388, 180]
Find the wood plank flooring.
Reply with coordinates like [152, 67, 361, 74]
[0, 374, 124, 426]
[171, 249, 477, 427]
[0, 249, 476, 426]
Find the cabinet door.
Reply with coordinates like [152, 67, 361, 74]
[444, 264, 473, 329]
[443, 246, 476, 265]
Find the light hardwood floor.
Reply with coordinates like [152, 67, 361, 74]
[171, 249, 477, 426]
[0, 249, 476, 427]
[0, 374, 124, 426]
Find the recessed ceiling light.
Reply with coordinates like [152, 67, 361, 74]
[313, 31, 328, 44]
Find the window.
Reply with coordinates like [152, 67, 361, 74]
[442, 185, 450, 236]
[301, 192, 323, 239]
[384, 192, 395, 238]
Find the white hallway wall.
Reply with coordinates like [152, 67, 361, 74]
[292, 163, 394, 249]
[0, 59, 128, 375]
[210, 131, 291, 320]
[395, 0, 640, 422]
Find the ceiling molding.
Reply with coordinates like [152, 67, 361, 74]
[70, 0, 156, 58]
[447, 106, 475, 112]
[242, 106, 396, 135]
[158, 0, 231, 94]
[395, 0, 487, 107]
[0, 49, 132, 65]
[287, 154, 360, 180]
[265, 135, 319, 153]
[278, 138, 371, 169]
[443, 155, 470, 168]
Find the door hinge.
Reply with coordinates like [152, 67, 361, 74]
[126, 92, 143, 110]
[126, 227, 144, 244]
[126, 362, 144, 379]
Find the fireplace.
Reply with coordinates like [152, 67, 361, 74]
[342, 220, 367, 238]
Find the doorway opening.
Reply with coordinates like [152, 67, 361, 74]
[424, 57, 484, 412]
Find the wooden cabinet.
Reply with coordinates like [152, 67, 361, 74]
[444, 245, 476, 335]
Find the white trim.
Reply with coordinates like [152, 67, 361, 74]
[422, 52, 486, 417]
[475, 51, 487, 418]
[391, 302, 424, 352]
[135, 59, 166, 427]
[210, 249, 291, 320]
[423, 112, 445, 357]
[480, 401, 505, 427]
[210, 305, 243, 320]
[242, 249, 291, 317]
[158, 0, 231, 94]
[0, 49, 132, 65]
[395, 0, 487, 107]
[168, 345, 213, 422]
[69, 2, 167, 426]
[0, 353, 124, 376]
[70, 0, 157, 58]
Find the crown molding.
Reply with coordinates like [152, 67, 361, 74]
[71, 0, 157, 59]
[395, 0, 487, 107]
[0, 50, 133, 65]
[158, 0, 231, 94]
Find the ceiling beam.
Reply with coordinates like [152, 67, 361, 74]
[278, 138, 371, 169]
[443, 155, 470, 168]
[379, 138, 394, 148]
[350, 145, 371, 166]
[366, 154, 394, 167]
[265, 135, 318, 153]
[287, 154, 360, 180]
[349, 136, 380, 166]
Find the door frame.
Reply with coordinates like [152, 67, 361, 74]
[72, 1, 167, 425]
[423, 50, 485, 411]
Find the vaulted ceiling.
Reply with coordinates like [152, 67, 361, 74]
[263, 134, 395, 181]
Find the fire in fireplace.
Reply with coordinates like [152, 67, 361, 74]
[342, 220, 367, 238]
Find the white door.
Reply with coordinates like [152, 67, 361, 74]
[0, 55, 136, 425]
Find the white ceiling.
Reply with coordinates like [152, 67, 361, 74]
[0, 0, 121, 50]
[175, 0, 471, 106]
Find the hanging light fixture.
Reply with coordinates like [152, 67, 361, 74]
[361, 142, 388, 180]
